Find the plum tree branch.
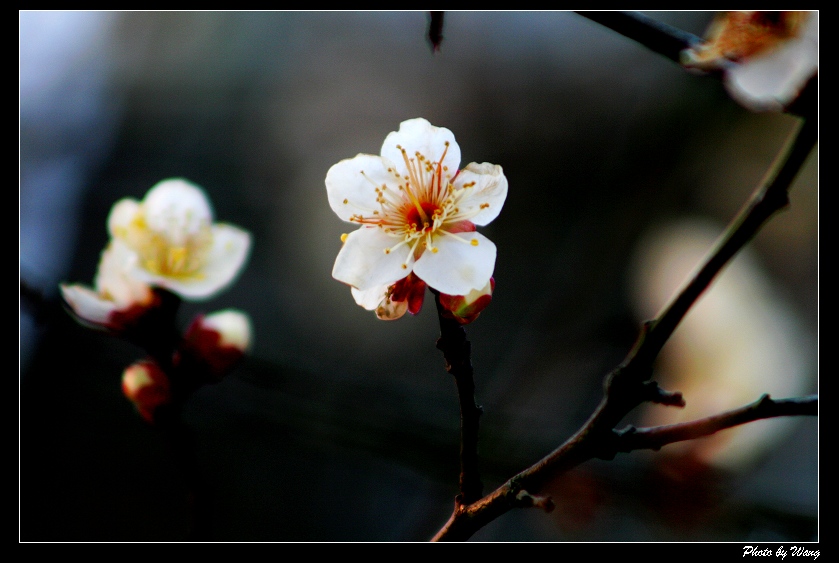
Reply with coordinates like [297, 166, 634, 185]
[434, 290, 484, 506]
[431, 115, 817, 542]
[574, 11, 702, 63]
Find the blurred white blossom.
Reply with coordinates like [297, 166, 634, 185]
[629, 219, 814, 470]
[108, 178, 252, 300]
[681, 11, 818, 112]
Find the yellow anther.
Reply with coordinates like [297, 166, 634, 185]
[343, 198, 348, 204]
[470, 239, 479, 246]
[340, 233, 348, 242]
[401, 263, 408, 269]
[384, 248, 391, 254]
[432, 247, 439, 254]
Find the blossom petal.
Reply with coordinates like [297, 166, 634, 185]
[60, 283, 116, 326]
[107, 198, 141, 240]
[142, 178, 214, 238]
[413, 231, 496, 295]
[326, 154, 398, 222]
[95, 239, 152, 308]
[130, 223, 252, 300]
[332, 227, 412, 290]
[351, 284, 388, 310]
[454, 162, 508, 226]
[380, 118, 461, 177]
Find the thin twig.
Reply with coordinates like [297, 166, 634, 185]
[433, 290, 483, 505]
[612, 394, 818, 453]
[427, 11, 444, 53]
[574, 11, 703, 63]
[433, 393, 818, 541]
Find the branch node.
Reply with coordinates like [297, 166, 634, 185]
[515, 490, 555, 513]
[645, 381, 686, 407]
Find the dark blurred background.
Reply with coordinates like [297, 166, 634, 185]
[20, 11, 818, 542]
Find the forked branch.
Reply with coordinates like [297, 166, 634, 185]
[432, 117, 817, 541]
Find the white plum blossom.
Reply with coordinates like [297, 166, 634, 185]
[681, 11, 818, 112]
[60, 239, 157, 331]
[107, 178, 252, 300]
[327, 118, 507, 316]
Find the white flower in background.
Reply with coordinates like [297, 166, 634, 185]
[327, 118, 507, 315]
[60, 239, 157, 331]
[108, 178, 251, 300]
[629, 219, 813, 471]
[681, 11, 818, 112]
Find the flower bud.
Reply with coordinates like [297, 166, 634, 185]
[438, 278, 495, 324]
[121, 360, 171, 424]
[178, 309, 253, 381]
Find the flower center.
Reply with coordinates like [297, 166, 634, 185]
[345, 141, 483, 269]
[130, 215, 213, 278]
[405, 201, 442, 234]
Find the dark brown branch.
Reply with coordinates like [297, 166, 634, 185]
[431, 118, 817, 541]
[574, 11, 703, 63]
[613, 394, 818, 453]
[433, 290, 483, 506]
[433, 393, 818, 542]
[427, 11, 444, 53]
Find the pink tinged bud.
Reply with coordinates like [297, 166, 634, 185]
[121, 360, 171, 424]
[439, 277, 495, 325]
[179, 309, 252, 381]
[389, 273, 427, 316]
